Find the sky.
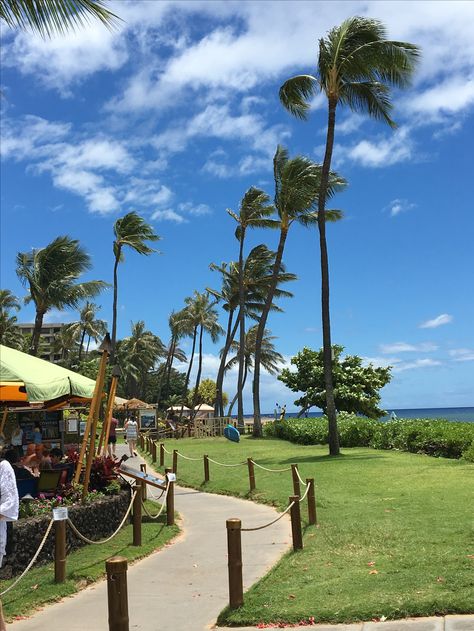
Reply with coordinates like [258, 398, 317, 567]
[1, 0, 473, 413]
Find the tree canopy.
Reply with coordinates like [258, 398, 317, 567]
[278, 345, 391, 419]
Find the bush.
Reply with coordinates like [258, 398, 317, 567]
[264, 414, 474, 459]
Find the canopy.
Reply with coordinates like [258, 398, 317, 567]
[166, 405, 190, 411]
[116, 397, 153, 410]
[193, 403, 214, 412]
[0, 344, 96, 405]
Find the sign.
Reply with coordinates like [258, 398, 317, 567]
[53, 507, 68, 521]
[139, 408, 157, 430]
[118, 464, 167, 489]
[166, 472, 176, 482]
[79, 421, 86, 436]
[68, 418, 78, 433]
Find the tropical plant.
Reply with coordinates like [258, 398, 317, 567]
[226, 326, 284, 416]
[252, 146, 345, 437]
[67, 301, 107, 360]
[227, 188, 276, 426]
[52, 323, 81, 367]
[0, 289, 22, 348]
[188, 378, 228, 409]
[0, 0, 119, 38]
[16, 236, 107, 355]
[111, 212, 160, 360]
[156, 310, 188, 408]
[279, 16, 420, 455]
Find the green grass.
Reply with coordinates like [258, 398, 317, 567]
[141, 436, 474, 625]
[2, 500, 179, 623]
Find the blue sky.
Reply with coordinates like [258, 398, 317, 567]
[1, 1, 473, 413]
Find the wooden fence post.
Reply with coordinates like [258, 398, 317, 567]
[140, 464, 148, 501]
[132, 481, 142, 547]
[106, 556, 129, 631]
[289, 495, 303, 551]
[165, 467, 175, 526]
[306, 478, 317, 525]
[172, 449, 178, 474]
[204, 454, 210, 483]
[226, 518, 243, 609]
[159, 443, 165, 467]
[152, 441, 157, 464]
[247, 457, 256, 492]
[291, 464, 301, 497]
[54, 519, 66, 583]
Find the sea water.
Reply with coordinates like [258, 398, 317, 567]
[241, 407, 474, 422]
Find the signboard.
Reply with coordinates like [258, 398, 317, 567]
[118, 463, 167, 489]
[139, 408, 157, 430]
[53, 507, 68, 521]
[166, 472, 176, 482]
[68, 418, 78, 433]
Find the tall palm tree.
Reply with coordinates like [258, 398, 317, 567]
[16, 236, 107, 356]
[112, 212, 160, 360]
[52, 323, 81, 367]
[252, 146, 345, 437]
[157, 310, 188, 408]
[0, 0, 119, 38]
[67, 301, 107, 360]
[226, 326, 284, 416]
[0, 289, 20, 313]
[279, 17, 420, 455]
[0, 289, 22, 348]
[227, 188, 276, 427]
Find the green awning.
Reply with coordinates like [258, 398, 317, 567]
[0, 344, 96, 404]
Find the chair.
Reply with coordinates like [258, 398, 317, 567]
[37, 470, 62, 496]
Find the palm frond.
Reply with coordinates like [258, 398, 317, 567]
[279, 74, 319, 120]
[340, 81, 395, 127]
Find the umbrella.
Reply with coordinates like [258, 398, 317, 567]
[0, 344, 96, 405]
[166, 405, 190, 411]
[118, 398, 153, 410]
[193, 403, 214, 412]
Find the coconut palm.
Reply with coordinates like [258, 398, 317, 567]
[16, 236, 107, 356]
[280, 17, 420, 454]
[0, 289, 22, 348]
[67, 301, 107, 360]
[227, 188, 276, 427]
[226, 326, 284, 416]
[0, 289, 20, 313]
[157, 310, 188, 408]
[52, 323, 81, 367]
[0, 0, 119, 38]
[252, 146, 345, 437]
[112, 212, 160, 360]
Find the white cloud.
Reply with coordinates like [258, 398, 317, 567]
[151, 209, 188, 224]
[363, 356, 401, 369]
[419, 313, 453, 329]
[344, 127, 414, 168]
[177, 202, 211, 217]
[449, 349, 474, 362]
[43, 309, 76, 324]
[405, 76, 474, 122]
[380, 342, 438, 353]
[392, 358, 442, 372]
[385, 198, 417, 218]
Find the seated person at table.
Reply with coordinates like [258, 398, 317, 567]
[50, 448, 64, 467]
[39, 448, 52, 470]
[1, 448, 35, 480]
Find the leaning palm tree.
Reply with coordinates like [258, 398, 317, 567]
[0, 289, 20, 313]
[226, 326, 284, 416]
[157, 310, 188, 408]
[279, 17, 420, 455]
[0, 0, 119, 38]
[67, 301, 107, 360]
[227, 188, 276, 427]
[252, 146, 345, 437]
[112, 211, 160, 360]
[16, 236, 107, 355]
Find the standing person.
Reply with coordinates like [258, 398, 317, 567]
[107, 417, 118, 459]
[124, 416, 138, 458]
[0, 449, 20, 631]
[10, 425, 23, 460]
[32, 423, 42, 446]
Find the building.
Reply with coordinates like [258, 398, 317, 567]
[18, 323, 68, 363]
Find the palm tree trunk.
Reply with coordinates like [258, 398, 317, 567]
[228, 358, 249, 416]
[156, 350, 171, 408]
[237, 232, 246, 428]
[252, 229, 288, 436]
[86, 335, 91, 355]
[318, 96, 340, 456]
[30, 309, 45, 356]
[78, 327, 86, 361]
[191, 324, 204, 420]
[179, 326, 197, 420]
[214, 309, 238, 417]
[164, 338, 176, 400]
[111, 251, 120, 362]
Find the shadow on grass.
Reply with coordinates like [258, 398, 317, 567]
[277, 452, 387, 465]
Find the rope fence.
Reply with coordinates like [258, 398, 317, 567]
[141, 484, 169, 520]
[250, 459, 292, 473]
[241, 501, 295, 532]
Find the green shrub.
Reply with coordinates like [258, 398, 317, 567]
[265, 414, 474, 459]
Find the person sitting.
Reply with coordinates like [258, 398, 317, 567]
[1, 448, 35, 480]
[39, 448, 52, 470]
[50, 448, 64, 468]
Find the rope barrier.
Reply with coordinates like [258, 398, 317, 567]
[0, 518, 54, 597]
[250, 459, 292, 473]
[298, 482, 310, 503]
[67, 490, 137, 545]
[176, 451, 202, 462]
[141, 485, 169, 520]
[295, 467, 308, 486]
[162, 445, 172, 455]
[241, 501, 294, 532]
[207, 457, 246, 468]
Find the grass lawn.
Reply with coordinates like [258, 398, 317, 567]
[141, 436, 474, 625]
[2, 500, 179, 623]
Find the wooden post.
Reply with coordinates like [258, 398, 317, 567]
[54, 520, 66, 583]
[152, 441, 157, 464]
[247, 457, 255, 492]
[289, 495, 303, 551]
[203, 454, 210, 483]
[140, 464, 148, 501]
[306, 478, 317, 525]
[226, 518, 243, 609]
[165, 468, 175, 526]
[106, 556, 129, 631]
[291, 464, 301, 498]
[0, 408, 8, 435]
[159, 443, 165, 467]
[98, 366, 120, 455]
[132, 481, 142, 547]
[172, 449, 178, 475]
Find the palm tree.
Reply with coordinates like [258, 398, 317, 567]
[112, 212, 160, 360]
[252, 146, 345, 437]
[226, 326, 284, 416]
[0, 289, 20, 313]
[67, 301, 107, 360]
[0, 289, 22, 348]
[227, 188, 276, 427]
[52, 323, 81, 367]
[16, 236, 107, 356]
[157, 310, 188, 408]
[0, 0, 119, 38]
[279, 17, 420, 455]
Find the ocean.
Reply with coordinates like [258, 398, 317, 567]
[241, 407, 474, 423]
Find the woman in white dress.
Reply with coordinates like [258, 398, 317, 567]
[0, 452, 19, 631]
[124, 417, 138, 458]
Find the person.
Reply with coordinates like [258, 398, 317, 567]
[2, 448, 35, 481]
[10, 425, 23, 460]
[0, 448, 19, 631]
[39, 448, 52, 470]
[32, 423, 42, 446]
[124, 416, 138, 457]
[50, 448, 64, 467]
[279, 404, 287, 421]
[107, 417, 118, 458]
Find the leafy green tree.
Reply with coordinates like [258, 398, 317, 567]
[0, 289, 22, 349]
[279, 345, 392, 419]
[0, 0, 119, 38]
[280, 17, 419, 454]
[112, 212, 160, 360]
[144, 365, 187, 408]
[252, 146, 345, 437]
[188, 378, 228, 409]
[16, 236, 107, 356]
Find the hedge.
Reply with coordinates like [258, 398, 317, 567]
[264, 413, 474, 461]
